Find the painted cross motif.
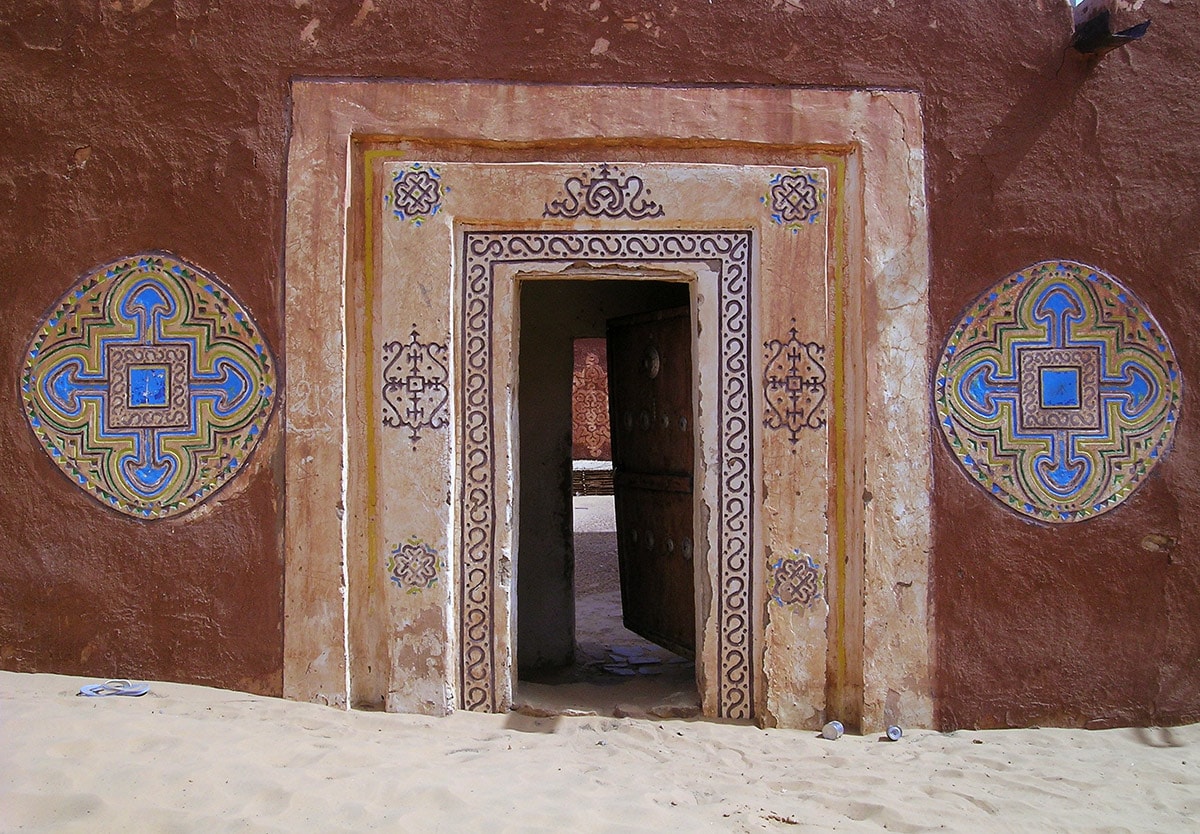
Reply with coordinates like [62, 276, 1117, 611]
[381, 326, 449, 446]
[936, 261, 1181, 523]
[763, 169, 825, 231]
[21, 253, 277, 518]
[386, 163, 444, 225]
[763, 321, 827, 443]
[543, 164, 664, 220]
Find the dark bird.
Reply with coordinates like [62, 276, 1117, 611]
[1071, 0, 1151, 57]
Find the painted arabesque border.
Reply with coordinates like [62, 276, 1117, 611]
[458, 229, 754, 718]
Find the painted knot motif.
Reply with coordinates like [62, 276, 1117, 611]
[381, 326, 449, 446]
[936, 261, 1182, 523]
[386, 163, 444, 225]
[769, 550, 823, 608]
[763, 169, 826, 231]
[763, 321, 827, 443]
[543, 164, 664, 220]
[21, 252, 277, 519]
[387, 537, 441, 593]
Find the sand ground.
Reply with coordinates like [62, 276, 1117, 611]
[1, 670, 1197, 833]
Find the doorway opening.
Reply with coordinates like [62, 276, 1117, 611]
[513, 278, 699, 718]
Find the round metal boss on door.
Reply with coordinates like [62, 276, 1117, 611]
[21, 252, 277, 519]
[934, 261, 1181, 523]
[641, 344, 661, 378]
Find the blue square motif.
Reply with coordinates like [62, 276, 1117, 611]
[1040, 367, 1080, 408]
[129, 366, 168, 407]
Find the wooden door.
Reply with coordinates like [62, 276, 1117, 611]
[606, 306, 695, 658]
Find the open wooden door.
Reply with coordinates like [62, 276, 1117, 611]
[606, 306, 695, 659]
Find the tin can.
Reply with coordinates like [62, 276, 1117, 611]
[821, 720, 844, 740]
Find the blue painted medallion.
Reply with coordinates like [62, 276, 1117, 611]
[21, 252, 277, 519]
[935, 261, 1181, 523]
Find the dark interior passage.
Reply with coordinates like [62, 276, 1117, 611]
[515, 495, 697, 718]
[515, 278, 698, 716]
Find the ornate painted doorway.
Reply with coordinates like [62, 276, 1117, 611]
[283, 82, 933, 731]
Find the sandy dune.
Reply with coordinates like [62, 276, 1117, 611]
[0, 671, 1196, 832]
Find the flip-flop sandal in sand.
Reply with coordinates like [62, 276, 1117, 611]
[78, 679, 150, 697]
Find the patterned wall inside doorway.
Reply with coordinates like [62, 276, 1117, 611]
[572, 337, 611, 460]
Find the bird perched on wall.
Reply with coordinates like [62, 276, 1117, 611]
[1070, 0, 1151, 57]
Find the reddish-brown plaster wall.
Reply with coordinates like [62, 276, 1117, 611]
[0, 1, 1197, 725]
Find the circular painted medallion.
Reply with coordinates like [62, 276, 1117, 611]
[21, 252, 277, 519]
[935, 261, 1181, 523]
